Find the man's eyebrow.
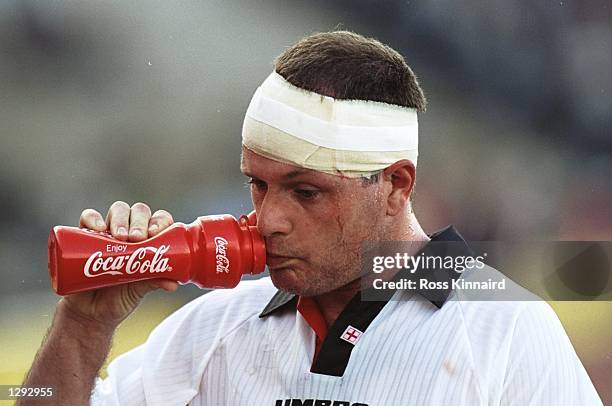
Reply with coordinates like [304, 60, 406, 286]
[284, 169, 311, 179]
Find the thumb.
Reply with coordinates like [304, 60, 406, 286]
[156, 279, 179, 292]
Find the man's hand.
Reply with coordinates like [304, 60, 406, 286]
[18, 201, 179, 405]
[61, 201, 179, 330]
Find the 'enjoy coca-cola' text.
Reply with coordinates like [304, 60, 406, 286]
[84, 245, 172, 277]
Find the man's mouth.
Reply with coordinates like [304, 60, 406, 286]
[266, 254, 297, 270]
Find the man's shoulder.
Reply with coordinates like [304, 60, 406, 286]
[449, 296, 599, 404]
[437, 295, 571, 387]
[453, 297, 561, 336]
[447, 263, 549, 329]
[446, 293, 571, 376]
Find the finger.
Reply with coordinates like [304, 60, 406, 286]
[79, 209, 106, 231]
[148, 209, 174, 237]
[128, 202, 152, 242]
[130, 279, 177, 299]
[106, 201, 130, 241]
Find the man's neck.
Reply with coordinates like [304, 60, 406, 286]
[313, 212, 430, 327]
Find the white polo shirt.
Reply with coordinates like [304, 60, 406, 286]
[91, 227, 602, 406]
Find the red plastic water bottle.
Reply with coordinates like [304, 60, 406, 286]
[48, 212, 266, 295]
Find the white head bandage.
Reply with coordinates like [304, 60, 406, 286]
[242, 71, 419, 177]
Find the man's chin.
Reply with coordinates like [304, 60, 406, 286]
[269, 267, 313, 296]
[269, 267, 299, 291]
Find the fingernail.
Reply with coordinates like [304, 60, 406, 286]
[117, 227, 127, 236]
[130, 229, 142, 239]
[96, 219, 106, 229]
[149, 224, 159, 233]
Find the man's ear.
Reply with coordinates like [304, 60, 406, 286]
[382, 160, 416, 216]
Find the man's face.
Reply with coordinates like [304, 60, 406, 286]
[241, 147, 387, 296]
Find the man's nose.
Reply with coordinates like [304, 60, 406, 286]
[256, 193, 293, 238]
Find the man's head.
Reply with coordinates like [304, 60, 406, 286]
[275, 31, 427, 111]
[241, 31, 426, 296]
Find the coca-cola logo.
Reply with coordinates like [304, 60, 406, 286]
[84, 245, 171, 278]
[214, 236, 230, 274]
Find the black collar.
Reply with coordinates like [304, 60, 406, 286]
[260, 225, 470, 317]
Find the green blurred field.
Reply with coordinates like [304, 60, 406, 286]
[0, 290, 187, 405]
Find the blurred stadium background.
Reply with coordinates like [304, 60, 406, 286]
[0, 0, 610, 403]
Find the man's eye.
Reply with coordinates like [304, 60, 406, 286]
[294, 189, 319, 200]
[247, 179, 267, 190]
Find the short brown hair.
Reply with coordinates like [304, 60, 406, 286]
[275, 31, 427, 111]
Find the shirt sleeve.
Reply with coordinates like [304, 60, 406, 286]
[90, 291, 222, 406]
[89, 279, 269, 406]
[499, 301, 603, 406]
[90, 345, 147, 405]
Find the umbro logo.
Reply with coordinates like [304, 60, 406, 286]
[275, 400, 368, 406]
[340, 325, 363, 345]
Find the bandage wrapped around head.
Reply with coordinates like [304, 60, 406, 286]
[241, 71, 419, 178]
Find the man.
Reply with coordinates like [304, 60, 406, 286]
[20, 31, 601, 405]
